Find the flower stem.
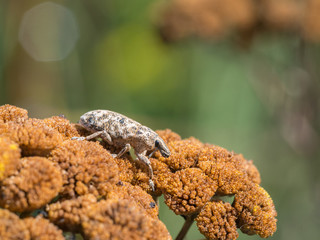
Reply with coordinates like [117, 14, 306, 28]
[175, 214, 197, 240]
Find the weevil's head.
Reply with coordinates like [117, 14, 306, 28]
[155, 137, 171, 158]
[78, 111, 101, 132]
[79, 113, 94, 129]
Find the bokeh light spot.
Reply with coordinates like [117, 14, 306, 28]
[19, 1, 79, 61]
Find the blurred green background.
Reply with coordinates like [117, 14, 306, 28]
[1, 0, 319, 239]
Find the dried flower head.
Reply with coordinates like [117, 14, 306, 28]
[163, 168, 217, 215]
[233, 183, 277, 238]
[23, 216, 64, 240]
[0, 208, 30, 240]
[115, 154, 173, 196]
[43, 116, 80, 140]
[196, 200, 239, 240]
[0, 137, 21, 181]
[50, 140, 119, 198]
[106, 183, 159, 219]
[155, 138, 203, 170]
[0, 157, 62, 212]
[234, 154, 261, 185]
[0, 105, 277, 239]
[47, 194, 97, 232]
[82, 199, 172, 240]
[47, 195, 172, 240]
[0, 104, 28, 124]
[0, 119, 63, 156]
[197, 145, 255, 195]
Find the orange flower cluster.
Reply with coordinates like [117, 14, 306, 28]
[0, 208, 64, 240]
[47, 194, 170, 240]
[0, 104, 171, 239]
[0, 104, 277, 239]
[157, 0, 320, 43]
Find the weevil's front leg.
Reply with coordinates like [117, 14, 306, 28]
[71, 130, 113, 145]
[135, 151, 155, 191]
[148, 149, 157, 158]
[115, 143, 131, 158]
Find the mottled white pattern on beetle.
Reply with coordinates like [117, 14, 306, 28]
[74, 110, 171, 191]
[80, 110, 158, 153]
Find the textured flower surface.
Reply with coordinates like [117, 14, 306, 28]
[23, 216, 65, 240]
[0, 208, 30, 240]
[50, 139, 119, 199]
[233, 183, 277, 238]
[0, 104, 277, 240]
[0, 157, 63, 212]
[196, 200, 239, 240]
[0, 137, 20, 181]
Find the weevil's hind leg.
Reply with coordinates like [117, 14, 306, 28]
[72, 130, 113, 145]
[115, 143, 131, 158]
[135, 151, 155, 191]
[112, 143, 131, 158]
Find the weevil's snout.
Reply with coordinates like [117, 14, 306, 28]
[160, 148, 170, 158]
[155, 138, 171, 158]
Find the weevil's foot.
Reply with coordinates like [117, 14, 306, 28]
[149, 179, 155, 192]
[111, 153, 117, 158]
[71, 137, 85, 141]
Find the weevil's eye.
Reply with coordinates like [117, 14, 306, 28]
[88, 117, 94, 124]
[155, 140, 160, 148]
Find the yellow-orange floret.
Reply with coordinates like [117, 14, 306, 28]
[197, 144, 233, 181]
[43, 116, 80, 140]
[47, 195, 171, 240]
[0, 119, 63, 156]
[113, 155, 136, 184]
[0, 208, 30, 240]
[234, 154, 261, 184]
[82, 199, 172, 240]
[0, 104, 28, 124]
[50, 140, 119, 198]
[232, 183, 277, 238]
[196, 200, 238, 240]
[114, 156, 171, 195]
[106, 183, 159, 219]
[197, 145, 255, 195]
[0, 157, 62, 212]
[23, 216, 64, 240]
[216, 160, 249, 195]
[155, 137, 203, 170]
[150, 158, 173, 194]
[47, 194, 97, 232]
[163, 168, 217, 215]
[0, 137, 21, 181]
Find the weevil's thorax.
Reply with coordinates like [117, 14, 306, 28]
[130, 125, 158, 153]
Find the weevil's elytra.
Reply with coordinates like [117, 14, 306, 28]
[72, 110, 171, 191]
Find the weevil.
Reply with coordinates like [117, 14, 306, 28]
[71, 110, 171, 191]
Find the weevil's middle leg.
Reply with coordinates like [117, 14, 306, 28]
[116, 143, 131, 158]
[135, 151, 155, 191]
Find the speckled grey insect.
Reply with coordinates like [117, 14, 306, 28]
[71, 110, 171, 191]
